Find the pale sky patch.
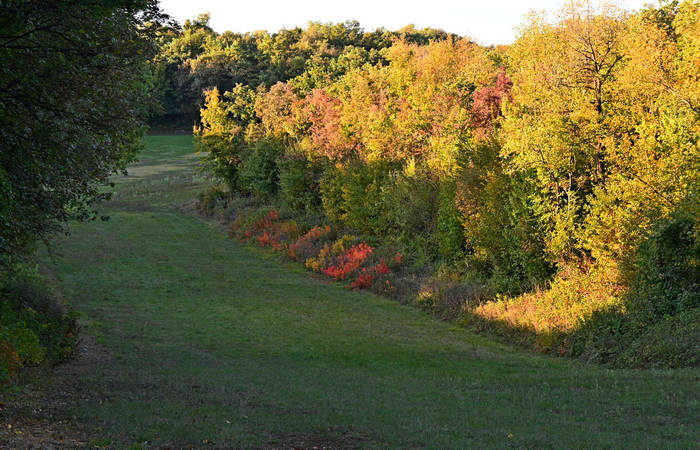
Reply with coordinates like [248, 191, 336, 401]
[158, 0, 653, 46]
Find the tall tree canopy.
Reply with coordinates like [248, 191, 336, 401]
[0, 0, 167, 259]
[150, 19, 458, 128]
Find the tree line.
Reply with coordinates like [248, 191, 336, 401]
[192, 1, 699, 367]
[148, 14, 460, 127]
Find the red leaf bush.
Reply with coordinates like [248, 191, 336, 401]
[228, 208, 402, 291]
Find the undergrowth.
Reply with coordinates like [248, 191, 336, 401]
[0, 259, 78, 386]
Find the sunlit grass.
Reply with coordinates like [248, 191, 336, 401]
[108, 135, 209, 208]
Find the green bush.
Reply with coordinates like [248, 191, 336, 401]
[1, 319, 45, 366]
[341, 161, 393, 235]
[458, 168, 554, 293]
[320, 163, 346, 226]
[382, 170, 439, 239]
[278, 155, 322, 212]
[320, 161, 394, 234]
[562, 199, 699, 368]
[568, 304, 700, 368]
[615, 307, 700, 368]
[196, 134, 243, 190]
[238, 139, 283, 199]
[627, 198, 699, 321]
[437, 180, 465, 260]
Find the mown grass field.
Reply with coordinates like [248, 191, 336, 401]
[38, 135, 698, 448]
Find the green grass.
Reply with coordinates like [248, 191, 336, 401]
[42, 135, 699, 448]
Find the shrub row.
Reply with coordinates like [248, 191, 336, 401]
[223, 206, 403, 292]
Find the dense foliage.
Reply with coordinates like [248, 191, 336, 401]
[192, 1, 698, 368]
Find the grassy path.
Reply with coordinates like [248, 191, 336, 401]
[35, 136, 698, 447]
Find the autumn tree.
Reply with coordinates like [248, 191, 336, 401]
[502, 1, 629, 263]
[500, 0, 698, 273]
[581, 0, 700, 266]
[195, 87, 253, 188]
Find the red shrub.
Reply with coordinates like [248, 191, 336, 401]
[373, 261, 390, 275]
[322, 243, 373, 280]
[350, 270, 375, 290]
[471, 66, 512, 138]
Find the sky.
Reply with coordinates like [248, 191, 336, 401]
[158, 0, 652, 46]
